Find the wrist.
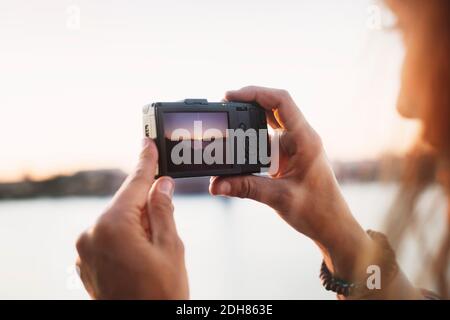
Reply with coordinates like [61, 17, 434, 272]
[316, 212, 375, 282]
[319, 230, 401, 298]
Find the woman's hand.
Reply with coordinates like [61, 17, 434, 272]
[210, 86, 373, 281]
[75, 138, 189, 299]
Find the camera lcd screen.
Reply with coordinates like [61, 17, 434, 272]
[162, 112, 232, 173]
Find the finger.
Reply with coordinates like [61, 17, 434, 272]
[76, 257, 96, 298]
[225, 86, 304, 131]
[223, 94, 279, 129]
[141, 208, 151, 240]
[209, 174, 289, 210]
[147, 177, 179, 245]
[75, 229, 96, 298]
[114, 138, 158, 208]
[266, 111, 281, 129]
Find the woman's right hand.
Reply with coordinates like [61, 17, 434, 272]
[76, 139, 189, 299]
[209, 86, 374, 280]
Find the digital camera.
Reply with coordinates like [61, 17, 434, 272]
[142, 99, 271, 178]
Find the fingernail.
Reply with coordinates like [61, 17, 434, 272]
[158, 179, 174, 197]
[142, 138, 150, 148]
[216, 181, 231, 195]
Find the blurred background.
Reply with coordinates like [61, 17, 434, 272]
[0, 0, 446, 299]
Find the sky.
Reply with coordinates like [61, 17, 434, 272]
[163, 112, 229, 140]
[0, 0, 421, 181]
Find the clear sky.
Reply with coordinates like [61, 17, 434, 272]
[0, 0, 420, 181]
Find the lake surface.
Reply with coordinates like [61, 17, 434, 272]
[0, 183, 445, 299]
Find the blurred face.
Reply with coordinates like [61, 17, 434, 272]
[393, 3, 423, 119]
[390, 1, 449, 152]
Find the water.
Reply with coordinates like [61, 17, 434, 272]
[0, 183, 445, 299]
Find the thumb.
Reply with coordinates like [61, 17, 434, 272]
[147, 177, 179, 246]
[114, 138, 158, 208]
[209, 175, 287, 210]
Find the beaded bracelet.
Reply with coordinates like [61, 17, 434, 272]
[319, 230, 398, 297]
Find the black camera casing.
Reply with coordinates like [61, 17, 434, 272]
[142, 99, 270, 178]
